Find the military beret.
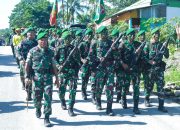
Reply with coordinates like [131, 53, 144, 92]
[96, 26, 107, 34]
[85, 28, 93, 35]
[56, 29, 62, 35]
[61, 31, 71, 39]
[151, 27, 160, 35]
[16, 28, 21, 31]
[62, 28, 68, 33]
[37, 32, 47, 40]
[126, 28, 135, 35]
[137, 30, 145, 37]
[111, 28, 119, 36]
[75, 29, 83, 36]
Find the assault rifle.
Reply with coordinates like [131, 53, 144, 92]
[96, 33, 124, 70]
[127, 41, 146, 73]
[148, 37, 170, 77]
[58, 24, 87, 73]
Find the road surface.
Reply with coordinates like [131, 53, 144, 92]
[0, 46, 179, 130]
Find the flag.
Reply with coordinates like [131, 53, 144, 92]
[94, 0, 106, 24]
[49, 0, 58, 26]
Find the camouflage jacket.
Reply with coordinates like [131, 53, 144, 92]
[26, 46, 55, 73]
[55, 44, 81, 72]
[97, 39, 115, 68]
[119, 40, 145, 72]
[17, 39, 38, 61]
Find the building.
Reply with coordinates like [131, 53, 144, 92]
[98, 0, 180, 29]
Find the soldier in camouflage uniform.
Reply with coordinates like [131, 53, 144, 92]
[118, 28, 144, 114]
[137, 30, 151, 107]
[25, 32, 59, 127]
[17, 27, 38, 101]
[95, 26, 115, 116]
[79, 28, 94, 100]
[55, 31, 81, 116]
[144, 27, 169, 112]
[110, 28, 122, 103]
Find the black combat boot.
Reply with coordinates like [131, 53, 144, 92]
[158, 98, 168, 113]
[91, 93, 96, 105]
[116, 92, 121, 103]
[68, 103, 76, 117]
[133, 100, 141, 114]
[60, 99, 67, 110]
[106, 102, 115, 116]
[36, 108, 41, 118]
[121, 96, 127, 109]
[96, 98, 102, 110]
[82, 88, 87, 100]
[44, 115, 51, 127]
[144, 96, 151, 107]
[26, 92, 32, 101]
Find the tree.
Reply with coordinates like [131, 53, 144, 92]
[9, 0, 51, 28]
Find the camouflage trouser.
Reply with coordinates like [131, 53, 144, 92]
[33, 73, 53, 116]
[81, 65, 91, 91]
[58, 77, 77, 106]
[120, 71, 140, 102]
[117, 71, 131, 99]
[20, 61, 25, 77]
[148, 70, 165, 99]
[90, 71, 97, 93]
[143, 71, 152, 98]
[131, 72, 141, 101]
[96, 67, 114, 103]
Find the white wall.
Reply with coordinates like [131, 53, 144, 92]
[167, 7, 180, 21]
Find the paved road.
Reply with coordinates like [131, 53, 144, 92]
[0, 46, 180, 130]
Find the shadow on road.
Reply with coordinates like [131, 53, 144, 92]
[0, 71, 18, 77]
[0, 101, 34, 114]
[51, 117, 147, 126]
[0, 54, 17, 67]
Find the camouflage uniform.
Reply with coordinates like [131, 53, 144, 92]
[96, 38, 115, 115]
[55, 40, 81, 116]
[17, 38, 37, 92]
[26, 46, 55, 118]
[144, 41, 169, 112]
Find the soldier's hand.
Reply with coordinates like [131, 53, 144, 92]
[149, 60, 156, 65]
[58, 65, 63, 71]
[82, 59, 87, 64]
[20, 60, 25, 66]
[100, 57, 105, 62]
[25, 78, 31, 86]
[54, 78, 59, 88]
[122, 63, 129, 70]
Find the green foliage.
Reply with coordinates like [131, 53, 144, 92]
[0, 29, 11, 45]
[109, 21, 129, 33]
[165, 68, 180, 86]
[9, 0, 51, 28]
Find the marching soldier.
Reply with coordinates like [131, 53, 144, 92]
[137, 30, 151, 107]
[118, 28, 144, 114]
[144, 27, 169, 112]
[17, 27, 38, 100]
[55, 31, 81, 116]
[25, 32, 59, 127]
[79, 28, 94, 100]
[110, 28, 122, 103]
[95, 26, 115, 116]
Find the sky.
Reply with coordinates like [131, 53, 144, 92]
[0, 0, 54, 29]
[0, 0, 21, 29]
